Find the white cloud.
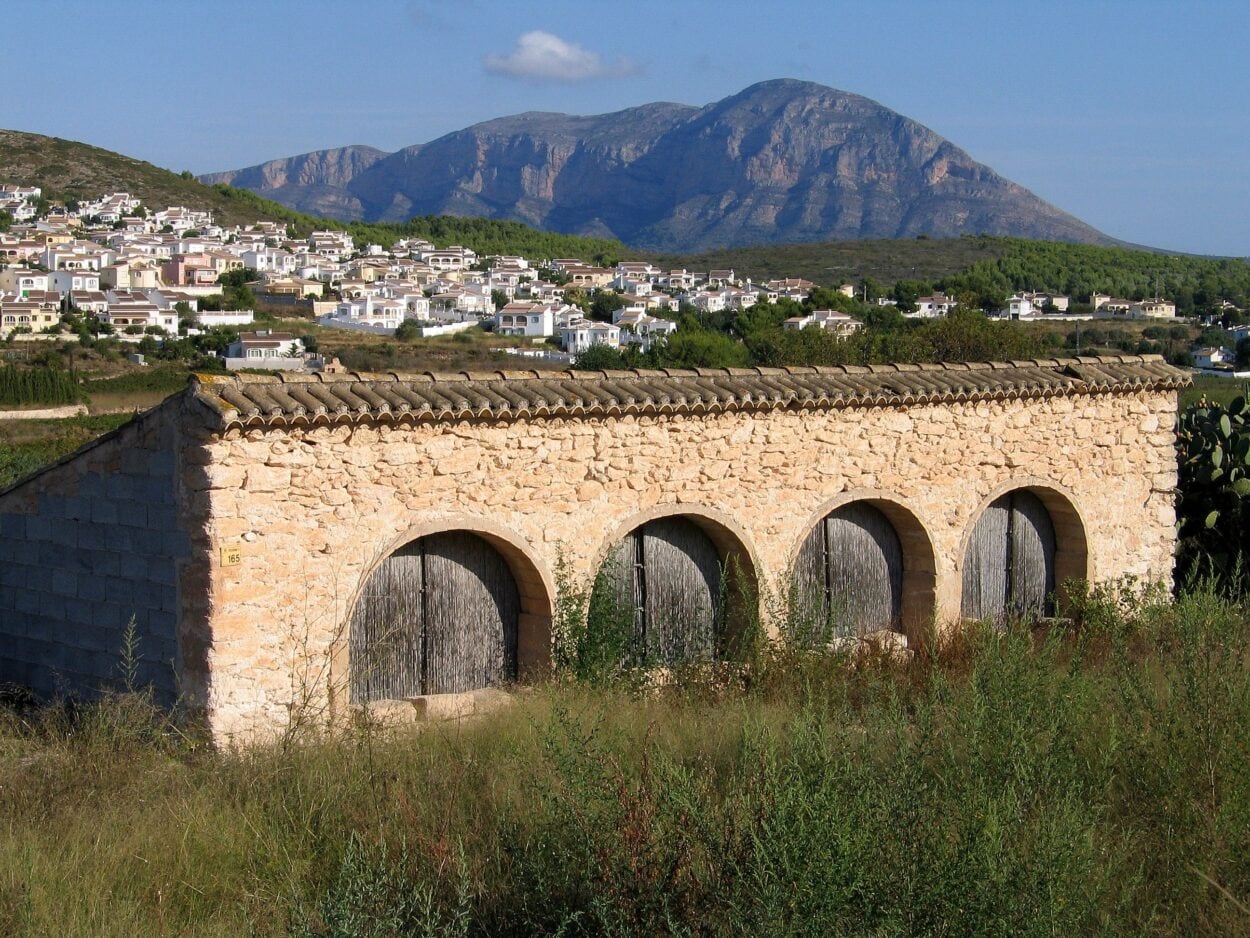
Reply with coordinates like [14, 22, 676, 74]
[483, 31, 637, 82]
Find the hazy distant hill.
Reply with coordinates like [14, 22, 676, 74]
[204, 79, 1116, 252]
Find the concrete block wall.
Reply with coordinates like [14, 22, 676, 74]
[0, 409, 191, 703]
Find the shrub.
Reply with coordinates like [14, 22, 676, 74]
[1177, 391, 1250, 592]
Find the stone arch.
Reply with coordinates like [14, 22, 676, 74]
[793, 491, 939, 642]
[587, 504, 762, 664]
[337, 515, 555, 706]
[958, 480, 1090, 621]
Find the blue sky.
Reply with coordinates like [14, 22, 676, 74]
[3, 0, 1246, 255]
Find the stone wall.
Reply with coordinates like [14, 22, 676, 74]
[0, 408, 193, 703]
[194, 388, 1178, 740]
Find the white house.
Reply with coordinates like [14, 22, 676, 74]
[49, 269, 101, 294]
[781, 309, 864, 338]
[225, 332, 305, 365]
[909, 293, 957, 319]
[100, 291, 178, 333]
[560, 319, 620, 354]
[0, 268, 50, 297]
[242, 247, 297, 274]
[419, 245, 477, 271]
[1132, 298, 1178, 319]
[617, 312, 676, 351]
[495, 301, 554, 338]
[1193, 347, 1234, 369]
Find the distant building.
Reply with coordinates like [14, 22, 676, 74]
[559, 319, 620, 354]
[1193, 346, 1233, 369]
[495, 301, 554, 338]
[908, 293, 957, 319]
[782, 309, 864, 338]
[224, 330, 307, 370]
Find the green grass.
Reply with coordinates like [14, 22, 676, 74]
[1, 583, 1249, 934]
[0, 412, 133, 489]
[82, 366, 192, 397]
[1184, 374, 1249, 410]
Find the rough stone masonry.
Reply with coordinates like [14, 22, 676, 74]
[0, 355, 1187, 742]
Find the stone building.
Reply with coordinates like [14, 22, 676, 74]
[0, 355, 1186, 742]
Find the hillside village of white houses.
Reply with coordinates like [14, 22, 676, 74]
[1, 184, 1246, 373]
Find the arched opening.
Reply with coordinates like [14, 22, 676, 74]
[794, 501, 905, 639]
[961, 487, 1085, 623]
[348, 530, 520, 703]
[588, 514, 755, 666]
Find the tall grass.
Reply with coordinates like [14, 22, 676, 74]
[0, 365, 79, 407]
[1, 583, 1249, 934]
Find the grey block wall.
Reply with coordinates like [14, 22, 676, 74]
[0, 405, 191, 704]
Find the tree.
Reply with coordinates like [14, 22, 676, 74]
[491, 289, 509, 312]
[572, 343, 628, 371]
[1236, 337, 1250, 370]
[590, 289, 627, 322]
[217, 268, 258, 290]
[651, 325, 749, 369]
[395, 319, 422, 341]
[225, 285, 255, 311]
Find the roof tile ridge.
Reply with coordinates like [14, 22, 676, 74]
[231, 372, 280, 385]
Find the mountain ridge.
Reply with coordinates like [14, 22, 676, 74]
[203, 79, 1117, 252]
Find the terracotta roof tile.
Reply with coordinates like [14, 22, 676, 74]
[188, 355, 1190, 432]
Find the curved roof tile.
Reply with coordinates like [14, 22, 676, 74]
[189, 355, 1190, 432]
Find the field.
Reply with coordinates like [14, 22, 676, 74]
[0, 583, 1247, 935]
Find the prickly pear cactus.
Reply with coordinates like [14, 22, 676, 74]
[1177, 391, 1250, 590]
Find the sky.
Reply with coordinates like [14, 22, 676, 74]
[2, 0, 1246, 256]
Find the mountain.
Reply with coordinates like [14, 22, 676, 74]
[0, 129, 302, 227]
[203, 80, 1116, 252]
[201, 144, 388, 218]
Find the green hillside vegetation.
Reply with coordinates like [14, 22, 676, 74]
[650, 235, 1008, 287]
[943, 238, 1250, 313]
[654, 235, 1250, 315]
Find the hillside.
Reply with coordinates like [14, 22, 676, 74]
[205, 79, 1117, 252]
[653, 236, 1250, 309]
[0, 130, 305, 228]
[0, 129, 625, 260]
[649, 236, 1010, 288]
